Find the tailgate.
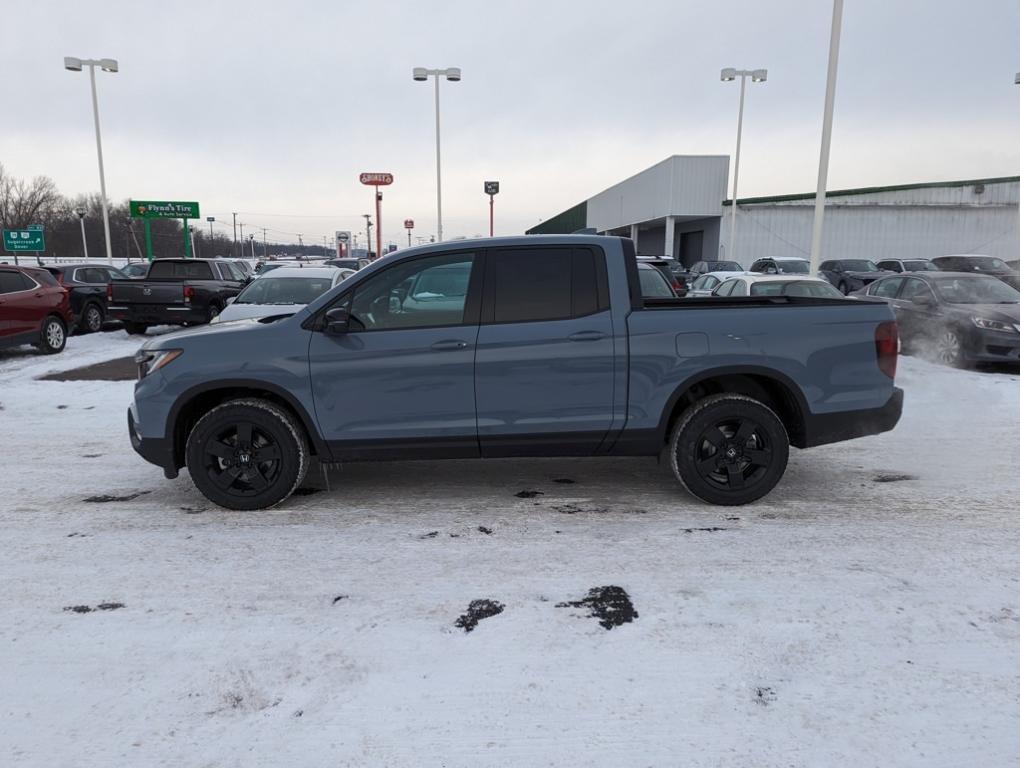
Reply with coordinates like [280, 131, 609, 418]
[111, 280, 184, 305]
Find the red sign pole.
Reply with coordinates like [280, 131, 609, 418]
[375, 191, 382, 259]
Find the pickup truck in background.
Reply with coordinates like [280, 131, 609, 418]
[107, 258, 245, 334]
[128, 235, 903, 510]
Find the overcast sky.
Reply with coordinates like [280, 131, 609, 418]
[3, 0, 1020, 247]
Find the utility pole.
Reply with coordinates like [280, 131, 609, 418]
[297, 233, 303, 260]
[232, 212, 238, 258]
[249, 234, 256, 260]
[261, 227, 268, 260]
[363, 214, 372, 259]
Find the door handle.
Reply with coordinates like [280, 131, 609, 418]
[568, 331, 608, 342]
[431, 339, 468, 351]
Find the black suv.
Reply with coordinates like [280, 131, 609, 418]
[43, 262, 128, 334]
[818, 259, 892, 294]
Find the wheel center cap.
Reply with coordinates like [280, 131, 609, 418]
[238, 451, 251, 465]
[725, 446, 739, 460]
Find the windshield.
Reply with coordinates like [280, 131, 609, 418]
[330, 259, 359, 269]
[707, 261, 741, 272]
[750, 280, 843, 298]
[777, 260, 810, 274]
[638, 265, 675, 297]
[937, 256, 1009, 272]
[235, 276, 334, 305]
[931, 276, 1020, 304]
[904, 260, 938, 271]
[839, 260, 880, 272]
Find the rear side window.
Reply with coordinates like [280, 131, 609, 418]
[0, 270, 33, 293]
[870, 278, 903, 298]
[638, 265, 674, 298]
[877, 261, 901, 272]
[714, 279, 736, 296]
[728, 279, 748, 296]
[76, 267, 107, 284]
[489, 248, 605, 323]
[899, 278, 933, 301]
[148, 260, 214, 280]
[25, 269, 58, 287]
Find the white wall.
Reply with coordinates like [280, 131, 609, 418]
[729, 180, 1020, 266]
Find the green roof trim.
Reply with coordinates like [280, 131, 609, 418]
[723, 174, 1020, 207]
[526, 200, 587, 235]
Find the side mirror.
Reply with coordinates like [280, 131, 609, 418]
[911, 294, 934, 307]
[324, 306, 350, 335]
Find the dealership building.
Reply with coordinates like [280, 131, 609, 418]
[525, 155, 1020, 268]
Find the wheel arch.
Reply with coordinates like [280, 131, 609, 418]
[167, 379, 327, 471]
[657, 366, 809, 449]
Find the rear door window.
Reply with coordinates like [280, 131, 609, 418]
[729, 279, 748, 296]
[488, 248, 604, 323]
[870, 278, 904, 298]
[899, 278, 934, 302]
[148, 260, 214, 279]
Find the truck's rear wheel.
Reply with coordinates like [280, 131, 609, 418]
[670, 394, 789, 506]
[185, 398, 308, 510]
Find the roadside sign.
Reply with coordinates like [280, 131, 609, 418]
[3, 225, 45, 252]
[336, 231, 350, 243]
[359, 173, 393, 186]
[404, 219, 414, 229]
[130, 200, 201, 219]
[484, 181, 500, 195]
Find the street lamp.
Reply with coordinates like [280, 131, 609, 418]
[74, 208, 88, 259]
[720, 67, 767, 264]
[413, 66, 461, 242]
[64, 56, 118, 265]
[363, 214, 374, 258]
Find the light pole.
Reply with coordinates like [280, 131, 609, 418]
[809, 0, 844, 275]
[64, 56, 118, 265]
[74, 208, 88, 259]
[207, 216, 215, 239]
[189, 225, 198, 258]
[720, 67, 767, 264]
[413, 66, 461, 242]
[363, 214, 373, 258]
[1015, 73, 1020, 256]
[249, 234, 256, 260]
[232, 212, 238, 258]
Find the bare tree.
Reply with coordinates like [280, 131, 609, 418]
[0, 162, 61, 230]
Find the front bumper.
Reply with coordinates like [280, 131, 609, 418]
[965, 328, 1020, 363]
[128, 408, 178, 478]
[801, 387, 904, 448]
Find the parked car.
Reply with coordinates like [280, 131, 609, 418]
[931, 255, 1020, 291]
[713, 274, 845, 298]
[817, 259, 893, 295]
[107, 258, 245, 335]
[218, 258, 254, 281]
[637, 256, 686, 295]
[636, 261, 677, 298]
[1007, 259, 1020, 272]
[324, 257, 371, 271]
[876, 258, 938, 273]
[120, 262, 150, 279]
[685, 271, 749, 298]
[748, 256, 811, 275]
[852, 271, 1020, 367]
[687, 260, 742, 278]
[42, 262, 128, 334]
[0, 265, 73, 354]
[212, 267, 355, 323]
[129, 234, 902, 511]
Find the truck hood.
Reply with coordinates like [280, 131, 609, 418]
[141, 313, 294, 350]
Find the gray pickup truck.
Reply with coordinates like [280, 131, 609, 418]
[108, 258, 245, 334]
[129, 235, 903, 510]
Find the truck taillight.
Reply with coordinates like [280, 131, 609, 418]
[183, 285, 194, 302]
[875, 320, 898, 379]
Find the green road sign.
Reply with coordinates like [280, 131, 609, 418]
[130, 200, 201, 219]
[3, 225, 45, 252]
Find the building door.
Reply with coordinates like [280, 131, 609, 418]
[679, 231, 704, 268]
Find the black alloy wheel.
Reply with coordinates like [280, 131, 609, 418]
[671, 394, 789, 506]
[82, 304, 104, 334]
[186, 399, 308, 510]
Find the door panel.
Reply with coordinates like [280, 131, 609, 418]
[474, 246, 615, 456]
[308, 251, 480, 457]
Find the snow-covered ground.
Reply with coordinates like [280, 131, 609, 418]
[1, 332, 1019, 767]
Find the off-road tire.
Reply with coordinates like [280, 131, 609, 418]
[670, 393, 790, 506]
[186, 398, 309, 510]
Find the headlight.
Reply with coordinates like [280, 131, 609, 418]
[134, 348, 182, 379]
[971, 317, 1019, 333]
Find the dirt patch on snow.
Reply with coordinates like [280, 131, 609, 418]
[63, 602, 125, 614]
[84, 491, 151, 503]
[38, 356, 136, 382]
[454, 599, 505, 632]
[556, 586, 638, 630]
[515, 490, 543, 499]
[873, 473, 918, 483]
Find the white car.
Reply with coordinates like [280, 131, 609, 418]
[711, 273, 844, 298]
[212, 266, 355, 323]
[748, 256, 812, 275]
[685, 270, 752, 297]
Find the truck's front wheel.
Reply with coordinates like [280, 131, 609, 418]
[185, 399, 309, 510]
[670, 394, 789, 506]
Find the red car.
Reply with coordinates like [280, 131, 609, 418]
[0, 264, 74, 354]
